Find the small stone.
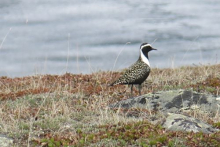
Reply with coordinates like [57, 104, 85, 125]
[0, 134, 13, 147]
[162, 113, 219, 134]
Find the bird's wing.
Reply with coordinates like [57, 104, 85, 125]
[111, 61, 150, 85]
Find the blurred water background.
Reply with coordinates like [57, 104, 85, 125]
[1, 0, 220, 77]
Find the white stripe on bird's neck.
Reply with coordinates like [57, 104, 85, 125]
[140, 50, 150, 67]
[140, 44, 151, 67]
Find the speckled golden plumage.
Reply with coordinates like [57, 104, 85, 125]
[110, 43, 157, 96]
[110, 57, 150, 85]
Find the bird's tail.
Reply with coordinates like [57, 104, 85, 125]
[109, 79, 123, 87]
[109, 81, 115, 87]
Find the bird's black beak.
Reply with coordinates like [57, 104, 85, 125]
[152, 48, 157, 50]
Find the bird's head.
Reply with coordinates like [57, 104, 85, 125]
[140, 43, 157, 54]
[139, 43, 157, 66]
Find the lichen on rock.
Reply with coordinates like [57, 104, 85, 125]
[109, 89, 220, 134]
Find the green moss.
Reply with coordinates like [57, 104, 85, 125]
[19, 122, 30, 130]
[168, 140, 175, 147]
[149, 140, 157, 145]
[33, 117, 67, 131]
[41, 138, 62, 147]
[213, 122, 220, 129]
[139, 141, 149, 147]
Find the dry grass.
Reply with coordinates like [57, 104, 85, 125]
[149, 64, 220, 93]
[0, 64, 220, 146]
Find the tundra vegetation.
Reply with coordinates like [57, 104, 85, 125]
[0, 64, 220, 146]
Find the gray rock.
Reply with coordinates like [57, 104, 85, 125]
[109, 89, 220, 134]
[109, 89, 220, 114]
[162, 113, 219, 134]
[0, 134, 13, 147]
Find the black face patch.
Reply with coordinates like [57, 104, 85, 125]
[140, 44, 153, 57]
[141, 45, 152, 54]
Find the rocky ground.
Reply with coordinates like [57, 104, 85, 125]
[0, 64, 220, 146]
[109, 89, 220, 134]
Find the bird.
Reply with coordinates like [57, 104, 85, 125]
[110, 43, 157, 96]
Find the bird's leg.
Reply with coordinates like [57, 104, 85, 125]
[138, 84, 142, 95]
[130, 84, 133, 97]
